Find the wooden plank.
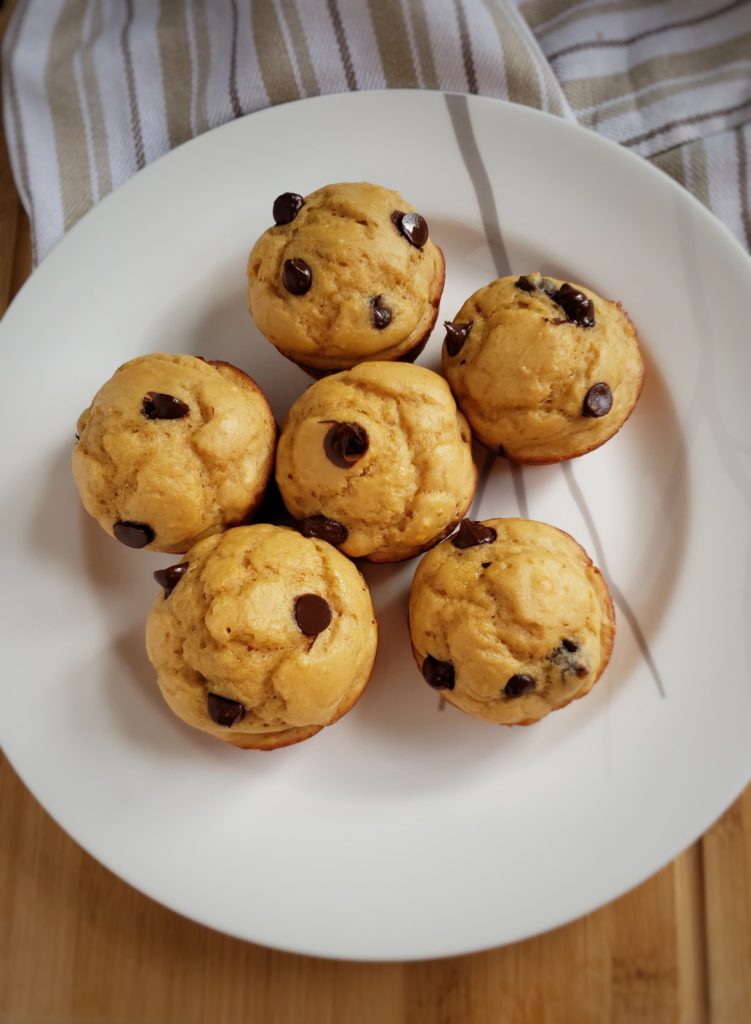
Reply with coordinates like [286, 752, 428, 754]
[674, 845, 710, 1024]
[607, 861, 683, 1023]
[703, 787, 751, 1024]
[0, 757, 407, 1024]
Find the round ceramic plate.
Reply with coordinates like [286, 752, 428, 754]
[1, 91, 749, 962]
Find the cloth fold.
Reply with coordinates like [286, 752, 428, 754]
[2, 0, 750, 264]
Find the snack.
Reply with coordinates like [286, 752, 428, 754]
[247, 182, 445, 375]
[276, 362, 476, 563]
[442, 273, 644, 463]
[72, 354, 276, 553]
[408, 518, 615, 725]
[146, 524, 378, 749]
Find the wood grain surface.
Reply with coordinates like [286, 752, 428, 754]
[1, 4, 749, 1021]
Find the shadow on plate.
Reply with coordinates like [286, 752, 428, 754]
[302, 560, 519, 797]
[106, 625, 282, 774]
[595, 347, 689, 694]
[178, 277, 311, 422]
[28, 439, 139, 589]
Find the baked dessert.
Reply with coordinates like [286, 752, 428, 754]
[442, 273, 644, 463]
[146, 524, 378, 749]
[72, 354, 276, 553]
[247, 182, 445, 375]
[276, 362, 476, 563]
[408, 517, 615, 726]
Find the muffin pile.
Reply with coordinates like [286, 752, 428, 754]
[73, 181, 643, 747]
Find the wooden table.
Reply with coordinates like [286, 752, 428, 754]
[1, 6, 750, 1021]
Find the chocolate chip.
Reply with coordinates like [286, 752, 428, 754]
[392, 210, 429, 248]
[323, 421, 369, 468]
[550, 641, 588, 679]
[422, 655, 455, 690]
[273, 192, 304, 225]
[553, 282, 595, 328]
[294, 593, 332, 636]
[444, 320, 473, 357]
[153, 562, 188, 597]
[299, 515, 348, 546]
[207, 692, 246, 727]
[142, 392, 189, 420]
[451, 518, 497, 550]
[371, 294, 392, 330]
[583, 382, 613, 418]
[481, 561, 492, 569]
[515, 275, 535, 294]
[113, 521, 154, 548]
[504, 674, 535, 698]
[282, 258, 312, 295]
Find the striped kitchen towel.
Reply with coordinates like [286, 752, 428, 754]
[2, 0, 750, 264]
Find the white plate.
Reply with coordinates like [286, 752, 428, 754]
[1, 91, 750, 962]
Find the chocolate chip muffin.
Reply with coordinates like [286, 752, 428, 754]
[247, 182, 445, 375]
[442, 273, 644, 463]
[276, 362, 476, 563]
[146, 524, 378, 749]
[72, 354, 276, 554]
[409, 518, 615, 726]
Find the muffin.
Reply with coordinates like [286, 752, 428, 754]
[72, 354, 276, 553]
[409, 518, 615, 726]
[247, 182, 445, 375]
[146, 524, 378, 749]
[276, 362, 476, 563]
[442, 273, 644, 463]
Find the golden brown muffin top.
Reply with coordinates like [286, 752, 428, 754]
[409, 518, 615, 725]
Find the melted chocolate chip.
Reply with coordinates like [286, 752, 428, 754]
[504, 674, 536, 698]
[207, 692, 246, 727]
[323, 421, 369, 468]
[371, 294, 392, 330]
[583, 382, 613, 418]
[392, 210, 429, 248]
[422, 655, 455, 690]
[113, 521, 154, 548]
[444, 320, 473, 357]
[273, 192, 304, 225]
[294, 593, 333, 636]
[550, 641, 588, 679]
[452, 518, 497, 550]
[299, 515, 348, 546]
[553, 282, 595, 328]
[282, 258, 312, 295]
[142, 392, 189, 420]
[517, 275, 594, 326]
[153, 562, 188, 597]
